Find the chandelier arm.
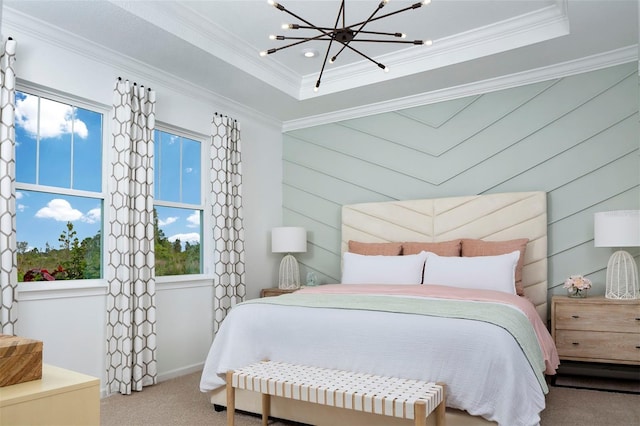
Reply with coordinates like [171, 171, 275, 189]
[341, 42, 385, 68]
[332, 0, 386, 63]
[274, 2, 335, 39]
[266, 37, 324, 54]
[352, 29, 405, 37]
[315, 37, 338, 92]
[314, 1, 349, 91]
[342, 39, 425, 44]
[348, 2, 426, 29]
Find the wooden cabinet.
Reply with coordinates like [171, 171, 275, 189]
[551, 295, 640, 365]
[0, 364, 100, 425]
[260, 288, 298, 298]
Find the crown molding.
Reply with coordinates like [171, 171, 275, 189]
[283, 45, 638, 132]
[107, 0, 302, 99]
[2, 6, 282, 130]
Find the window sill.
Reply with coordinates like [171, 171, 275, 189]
[16, 276, 214, 300]
[156, 274, 214, 291]
[18, 279, 107, 301]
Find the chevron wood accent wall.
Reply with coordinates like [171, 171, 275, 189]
[282, 62, 640, 300]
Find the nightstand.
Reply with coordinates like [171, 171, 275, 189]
[0, 364, 99, 425]
[551, 295, 640, 365]
[260, 288, 298, 298]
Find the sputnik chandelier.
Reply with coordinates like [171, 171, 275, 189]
[260, 0, 433, 92]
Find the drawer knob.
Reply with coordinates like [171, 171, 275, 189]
[571, 315, 580, 319]
[572, 342, 580, 346]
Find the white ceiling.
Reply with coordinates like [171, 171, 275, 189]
[3, 0, 638, 126]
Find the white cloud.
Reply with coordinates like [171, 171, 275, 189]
[158, 216, 178, 227]
[17, 204, 26, 212]
[35, 199, 83, 221]
[16, 191, 23, 200]
[81, 207, 101, 224]
[168, 232, 200, 244]
[184, 167, 193, 174]
[16, 94, 88, 139]
[187, 211, 200, 228]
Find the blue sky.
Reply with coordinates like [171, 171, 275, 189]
[15, 91, 202, 252]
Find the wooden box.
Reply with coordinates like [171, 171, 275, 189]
[0, 335, 43, 387]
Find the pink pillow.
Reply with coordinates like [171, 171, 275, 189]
[348, 240, 402, 256]
[461, 238, 529, 296]
[402, 240, 461, 256]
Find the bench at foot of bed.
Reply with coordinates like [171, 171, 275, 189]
[226, 361, 446, 426]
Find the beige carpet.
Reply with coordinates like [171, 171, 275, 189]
[101, 371, 640, 426]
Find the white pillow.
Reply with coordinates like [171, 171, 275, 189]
[341, 251, 428, 285]
[422, 250, 520, 294]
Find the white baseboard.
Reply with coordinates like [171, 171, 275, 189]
[100, 362, 205, 398]
[157, 362, 204, 383]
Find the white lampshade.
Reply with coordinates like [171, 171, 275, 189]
[594, 210, 640, 299]
[594, 210, 640, 247]
[271, 227, 307, 253]
[271, 227, 306, 290]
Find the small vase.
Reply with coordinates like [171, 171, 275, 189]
[567, 288, 588, 298]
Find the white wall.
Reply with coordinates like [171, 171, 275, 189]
[4, 10, 283, 393]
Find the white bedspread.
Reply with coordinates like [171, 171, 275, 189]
[200, 291, 551, 426]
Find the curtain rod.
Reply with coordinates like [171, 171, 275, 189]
[116, 76, 152, 91]
[214, 112, 237, 122]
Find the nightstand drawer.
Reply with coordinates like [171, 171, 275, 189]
[554, 303, 640, 333]
[555, 330, 640, 363]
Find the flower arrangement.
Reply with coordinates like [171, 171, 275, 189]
[563, 275, 592, 298]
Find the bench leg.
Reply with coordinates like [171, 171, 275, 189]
[435, 382, 446, 426]
[226, 371, 235, 426]
[414, 400, 427, 426]
[261, 393, 270, 426]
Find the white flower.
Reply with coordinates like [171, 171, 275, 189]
[563, 275, 592, 291]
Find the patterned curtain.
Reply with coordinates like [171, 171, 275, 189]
[211, 113, 245, 334]
[106, 79, 157, 394]
[0, 38, 17, 335]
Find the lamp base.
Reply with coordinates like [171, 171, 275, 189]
[605, 250, 639, 299]
[279, 254, 301, 290]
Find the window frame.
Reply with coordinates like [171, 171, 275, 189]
[15, 82, 110, 290]
[153, 122, 211, 282]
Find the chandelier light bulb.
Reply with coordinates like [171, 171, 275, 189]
[424, 39, 433, 46]
[259, 50, 267, 57]
[269, 35, 276, 40]
[267, 0, 275, 5]
[384, 66, 390, 73]
[400, 33, 407, 38]
[422, 0, 431, 5]
[281, 24, 291, 30]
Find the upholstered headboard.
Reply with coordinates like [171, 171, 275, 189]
[341, 191, 548, 321]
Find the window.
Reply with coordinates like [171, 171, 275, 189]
[15, 90, 104, 282]
[154, 129, 203, 276]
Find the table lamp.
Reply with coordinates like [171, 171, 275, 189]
[271, 227, 307, 289]
[594, 210, 640, 299]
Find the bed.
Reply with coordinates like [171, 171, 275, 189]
[200, 191, 559, 426]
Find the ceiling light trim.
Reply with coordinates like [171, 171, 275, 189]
[284, 45, 637, 131]
[298, 1, 570, 98]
